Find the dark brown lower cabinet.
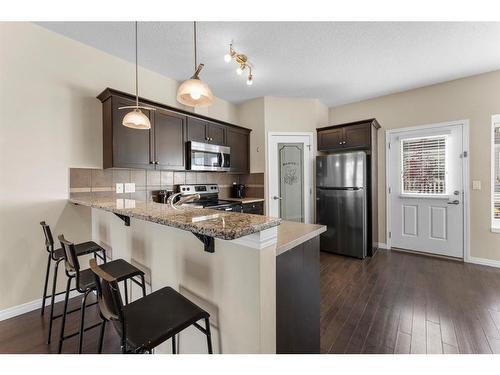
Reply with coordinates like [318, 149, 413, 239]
[276, 236, 320, 354]
[241, 202, 263, 215]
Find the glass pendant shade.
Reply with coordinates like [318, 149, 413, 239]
[122, 108, 151, 129]
[176, 78, 214, 107]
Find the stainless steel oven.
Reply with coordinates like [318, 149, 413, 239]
[187, 141, 231, 172]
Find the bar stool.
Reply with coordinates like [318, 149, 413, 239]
[90, 258, 213, 354]
[58, 234, 146, 354]
[40, 221, 107, 343]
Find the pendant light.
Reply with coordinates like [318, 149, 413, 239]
[176, 22, 214, 107]
[120, 21, 154, 129]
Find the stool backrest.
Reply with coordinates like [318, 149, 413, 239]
[40, 221, 54, 253]
[58, 234, 80, 274]
[89, 259, 126, 340]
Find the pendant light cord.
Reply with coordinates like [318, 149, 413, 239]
[135, 21, 139, 108]
[193, 21, 197, 71]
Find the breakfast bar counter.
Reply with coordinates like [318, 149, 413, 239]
[70, 195, 322, 354]
[69, 196, 280, 240]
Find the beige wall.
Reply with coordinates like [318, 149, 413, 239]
[236, 98, 266, 173]
[329, 70, 500, 262]
[0, 22, 238, 311]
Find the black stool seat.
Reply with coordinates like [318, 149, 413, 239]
[52, 241, 104, 260]
[77, 259, 144, 291]
[123, 287, 209, 351]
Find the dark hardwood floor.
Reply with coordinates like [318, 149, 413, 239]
[2, 249, 500, 354]
[320, 249, 500, 354]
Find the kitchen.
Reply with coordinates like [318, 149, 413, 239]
[3, 8, 500, 371]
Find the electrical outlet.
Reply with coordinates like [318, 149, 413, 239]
[124, 183, 136, 193]
[472, 180, 481, 190]
[115, 183, 124, 194]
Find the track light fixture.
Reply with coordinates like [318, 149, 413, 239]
[224, 43, 254, 86]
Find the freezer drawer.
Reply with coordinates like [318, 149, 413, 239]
[316, 187, 367, 258]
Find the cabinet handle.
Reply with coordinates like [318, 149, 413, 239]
[149, 161, 154, 164]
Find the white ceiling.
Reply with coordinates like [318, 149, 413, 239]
[37, 22, 500, 107]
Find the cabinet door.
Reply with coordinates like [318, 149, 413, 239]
[344, 123, 371, 149]
[112, 96, 153, 169]
[242, 202, 264, 215]
[207, 122, 226, 145]
[317, 128, 344, 151]
[186, 117, 207, 142]
[154, 109, 186, 170]
[226, 127, 250, 173]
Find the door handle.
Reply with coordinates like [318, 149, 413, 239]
[447, 200, 460, 205]
[273, 196, 282, 200]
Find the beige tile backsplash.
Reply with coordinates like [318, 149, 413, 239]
[70, 168, 264, 200]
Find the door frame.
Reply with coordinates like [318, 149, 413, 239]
[267, 132, 314, 223]
[385, 120, 470, 260]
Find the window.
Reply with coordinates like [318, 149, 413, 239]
[401, 135, 447, 195]
[491, 115, 500, 231]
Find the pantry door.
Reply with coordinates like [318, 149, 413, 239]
[387, 121, 468, 258]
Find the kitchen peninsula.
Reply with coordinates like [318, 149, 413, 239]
[70, 195, 325, 354]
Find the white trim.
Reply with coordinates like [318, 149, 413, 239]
[266, 132, 314, 224]
[466, 256, 500, 269]
[230, 227, 278, 250]
[386, 120, 470, 260]
[0, 290, 80, 322]
[376, 242, 390, 250]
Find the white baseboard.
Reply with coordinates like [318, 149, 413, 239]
[465, 256, 500, 269]
[0, 290, 80, 322]
[376, 242, 390, 250]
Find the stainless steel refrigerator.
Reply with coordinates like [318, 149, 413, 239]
[316, 152, 367, 258]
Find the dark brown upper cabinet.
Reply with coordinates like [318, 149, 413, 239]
[153, 109, 186, 170]
[317, 119, 380, 152]
[226, 127, 250, 173]
[105, 95, 154, 169]
[187, 118, 226, 145]
[98, 88, 251, 172]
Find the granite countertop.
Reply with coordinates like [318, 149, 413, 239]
[223, 197, 265, 204]
[69, 196, 281, 241]
[276, 221, 327, 256]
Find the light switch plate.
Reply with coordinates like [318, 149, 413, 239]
[124, 183, 136, 193]
[115, 183, 124, 194]
[472, 180, 481, 190]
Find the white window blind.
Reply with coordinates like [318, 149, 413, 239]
[493, 126, 500, 219]
[401, 136, 447, 195]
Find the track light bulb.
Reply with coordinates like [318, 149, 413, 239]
[246, 76, 253, 86]
[236, 67, 243, 75]
[224, 54, 232, 63]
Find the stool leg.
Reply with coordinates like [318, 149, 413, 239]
[98, 320, 107, 354]
[102, 249, 107, 263]
[57, 277, 72, 354]
[205, 318, 213, 354]
[140, 275, 146, 297]
[124, 280, 129, 305]
[78, 289, 91, 354]
[40, 254, 52, 315]
[172, 335, 176, 354]
[47, 258, 62, 344]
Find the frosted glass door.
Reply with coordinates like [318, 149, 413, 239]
[278, 143, 304, 222]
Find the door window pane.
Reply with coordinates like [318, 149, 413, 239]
[401, 135, 447, 195]
[278, 143, 304, 222]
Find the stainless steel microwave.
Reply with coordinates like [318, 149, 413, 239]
[187, 141, 231, 172]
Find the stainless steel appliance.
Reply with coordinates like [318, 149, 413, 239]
[316, 152, 367, 258]
[175, 184, 242, 212]
[187, 141, 231, 172]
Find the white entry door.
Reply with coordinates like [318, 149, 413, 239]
[268, 133, 313, 223]
[388, 122, 467, 258]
